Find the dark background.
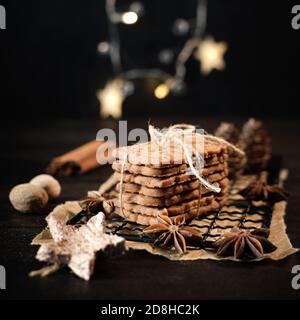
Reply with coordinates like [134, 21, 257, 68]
[0, 1, 300, 300]
[0, 0, 299, 120]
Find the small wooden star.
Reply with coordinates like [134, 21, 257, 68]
[97, 79, 123, 119]
[35, 212, 124, 280]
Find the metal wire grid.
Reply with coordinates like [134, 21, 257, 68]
[103, 197, 273, 250]
[67, 158, 282, 250]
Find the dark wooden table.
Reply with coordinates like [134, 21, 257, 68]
[0, 116, 299, 300]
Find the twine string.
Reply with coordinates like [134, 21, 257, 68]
[205, 134, 245, 157]
[119, 150, 128, 217]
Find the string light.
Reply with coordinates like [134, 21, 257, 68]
[97, 41, 110, 54]
[154, 83, 170, 99]
[121, 11, 138, 24]
[195, 37, 228, 74]
[122, 80, 135, 96]
[158, 49, 174, 65]
[97, 0, 228, 118]
[170, 79, 186, 96]
[172, 18, 190, 36]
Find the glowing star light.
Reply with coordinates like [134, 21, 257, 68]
[97, 79, 124, 119]
[195, 37, 228, 75]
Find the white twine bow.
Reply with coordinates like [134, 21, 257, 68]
[118, 124, 245, 218]
[149, 124, 220, 193]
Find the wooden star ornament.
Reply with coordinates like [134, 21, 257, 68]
[195, 37, 228, 75]
[97, 79, 124, 119]
[33, 212, 124, 280]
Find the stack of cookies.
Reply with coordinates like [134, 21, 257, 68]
[111, 134, 229, 225]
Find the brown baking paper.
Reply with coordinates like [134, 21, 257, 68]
[126, 200, 299, 261]
[32, 199, 298, 262]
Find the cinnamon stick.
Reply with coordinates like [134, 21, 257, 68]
[46, 140, 114, 176]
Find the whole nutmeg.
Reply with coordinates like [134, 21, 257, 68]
[30, 174, 61, 199]
[9, 183, 49, 213]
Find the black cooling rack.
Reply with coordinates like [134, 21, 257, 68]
[102, 195, 274, 250]
[68, 156, 282, 250]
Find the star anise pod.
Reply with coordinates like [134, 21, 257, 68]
[240, 181, 289, 204]
[80, 192, 114, 215]
[143, 215, 203, 254]
[214, 228, 277, 260]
